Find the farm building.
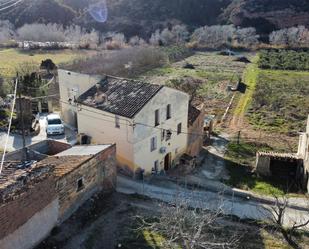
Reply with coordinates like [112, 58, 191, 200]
[0, 140, 116, 249]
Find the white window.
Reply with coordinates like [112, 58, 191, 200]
[150, 136, 157, 152]
[115, 115, 120, 128]
[155, 109, 160, 126]
[166, 104, 171, 120]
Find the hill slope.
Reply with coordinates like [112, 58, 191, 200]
[0, 0, 308, 38]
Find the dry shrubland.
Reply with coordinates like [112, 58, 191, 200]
[63, 46, 168, 77]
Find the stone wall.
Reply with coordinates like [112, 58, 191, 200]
[255, 154, 271, 176]
[56, 144, 116, 222]
[4, 140, 71, 161]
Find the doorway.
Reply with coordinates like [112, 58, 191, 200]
[164, 153, 171, 171]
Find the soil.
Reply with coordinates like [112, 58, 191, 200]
[35, 192, 157, 249]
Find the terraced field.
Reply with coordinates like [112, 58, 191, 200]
[142, 51, 253, 119]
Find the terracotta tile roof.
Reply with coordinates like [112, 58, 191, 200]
[0, 161, 53, 193]
[78, 76, 163, 118]
[38, 155, 92, 178]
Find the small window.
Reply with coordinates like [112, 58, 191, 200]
[166, 130, 172, 141]
[161, 129, 165, 141]
[150, 136, 157, 152]
[102, 167, 106, 178]
[155, 109, 160, 126]
[154, 160, 159, 173]
[177, 123, 182, 135]
[166, 104, 171, 120]
[115, 115, 120, 128]
[77, 178, 84, 192]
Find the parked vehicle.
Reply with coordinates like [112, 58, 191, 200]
[46, 114, 64, 136]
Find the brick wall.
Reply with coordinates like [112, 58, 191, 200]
[0, 177, 56, 240]
[56, 144, 116, 221]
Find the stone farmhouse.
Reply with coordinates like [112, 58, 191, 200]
[58, 70, 205, 175]
[0, 140, 116, 249]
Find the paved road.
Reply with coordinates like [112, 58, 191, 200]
[117, 176, 309, 230]
[0, 114, 76, 152]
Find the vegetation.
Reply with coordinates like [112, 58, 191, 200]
[0, 48, 90, 79]
[0, 109, 10, 127]
[225, 141, 272, 166]
[258, 50, 309, 71]
[248, 69, 309, 134]
[143, 52, 250, 118]
[119, 210, 296, 249]
[234, 56, 259, 116]
[190, 25, 259, 49]
[269, 26, 309, 48]
[64, 46, 167, 78]
[224, 140, 306, 196]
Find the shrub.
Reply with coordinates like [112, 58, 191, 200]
[64, 46, 167, 77]
[258, 49, 309, 71]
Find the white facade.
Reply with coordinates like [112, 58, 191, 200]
[58, 69, 102, 127]
[297, 115, 309, 190]
[77, 87, 189, 174]
[133, 87, 189, 173]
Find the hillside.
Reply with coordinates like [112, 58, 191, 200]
[221, 0, 309, 34]
[0, 0, 308, 38]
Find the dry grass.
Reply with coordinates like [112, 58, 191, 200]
[0, 48, 94, 79]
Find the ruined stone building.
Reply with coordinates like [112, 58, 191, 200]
[255, 115, 309, 192]
[0, 140, 116, 249]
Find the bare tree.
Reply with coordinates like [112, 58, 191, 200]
[17, 23, 66, 42]
[101, 32, 127, 50]
[269, 26, 309, 47]
[262, 195, 309, 249]
[16, 23, 100, 48]
[136, 198, 240, 249]
[191, 25, 259, 49]
[233, 27, 259, 47]
[149, 25, 189, 46]
[129, 36, 146, 46]
[0, 20, 15, 44]
[149, 29, 162, 46]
